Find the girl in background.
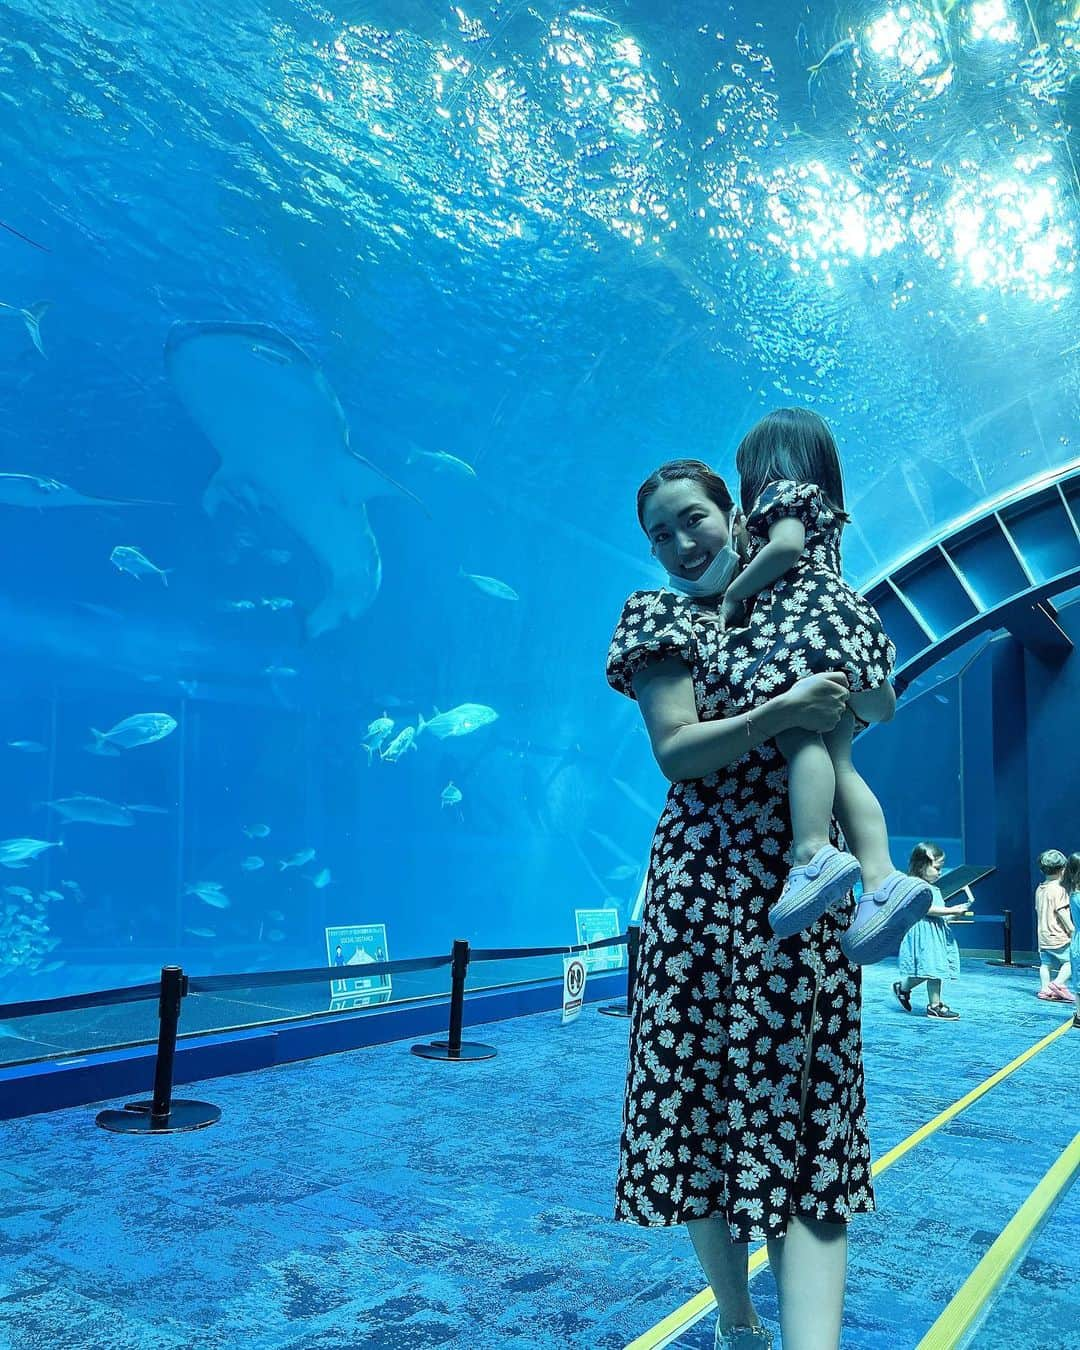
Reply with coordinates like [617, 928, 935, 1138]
[893, 842, 970, 1020]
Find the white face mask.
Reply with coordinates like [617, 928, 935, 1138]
[664, 541, 741, 598]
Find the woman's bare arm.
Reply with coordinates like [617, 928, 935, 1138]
[632, 658, 849, 783]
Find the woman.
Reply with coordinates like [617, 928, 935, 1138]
[607, 459, 894, 1350]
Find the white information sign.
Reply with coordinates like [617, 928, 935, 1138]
[325, 923, 392, 1012]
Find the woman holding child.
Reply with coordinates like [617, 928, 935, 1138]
[607, 410, 926, 1350]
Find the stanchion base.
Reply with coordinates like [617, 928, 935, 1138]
[410, 1040, 497, 1061]
[598, 1003, 630, 1018]
[96, 1099, 222, 1134]
[986, 959, 1038, 969]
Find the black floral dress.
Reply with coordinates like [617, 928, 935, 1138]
[733, 479, 896, 707]
[606, 588, 875, 1240]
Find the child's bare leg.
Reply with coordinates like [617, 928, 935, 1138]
[821, 709, 895, 892]
[927, 978, 943, 1006]
[1040, 960, 1053, 992]
[775, 727, 836, 865]
[899, 976, 926, 994]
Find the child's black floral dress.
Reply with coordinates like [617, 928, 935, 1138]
[733, 479, 896, 707]
[606, 588, 875, 1240]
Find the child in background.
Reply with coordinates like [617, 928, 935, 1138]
[1034, 849, 1075, 1003]
[1061, 853, 1080, 1015]
[893, 842, 970, 1020]
[724, 408, 932, 964]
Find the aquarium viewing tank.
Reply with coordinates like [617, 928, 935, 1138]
[1, 0, 1079, 1053]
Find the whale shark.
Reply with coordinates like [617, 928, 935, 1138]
[165, 321, 423, 638]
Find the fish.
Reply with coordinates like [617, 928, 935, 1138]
[264, 665, 297, 678]
[240, 856, 265, 871]
[406, 446, 477, 479]
[45, 795, 135, 828]
[441, 782, 463, 808]
[110, 546, 170, 586]
[362, 714, 395, 762]
[460, 569, 519, 601]
[259, 597, 294, 611]
[806, 35, 856, 103]
[184, 927, 216, 938]
[165, 321, 427, 639]
[4, 887, 33, 900]
[380, 726, 417, 761]
[606, 864, 639, 882]
[88, 713, 177, 754]
[224, 599, 257, 611]
[0, 838, 62, 868]
[279, 849, 316, 871]
[39, 889, 64, 902]
[311, 867, 332, 888]
[0, 299, 48, 356]
[185, 882, 231, 909]
[243, 823, 271, 838]
[7, 740, 47, 753]
[0, 472, 170, 510]
[417, 703, 498, 740]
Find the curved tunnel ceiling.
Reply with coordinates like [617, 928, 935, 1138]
[4, 0, 1080, 590]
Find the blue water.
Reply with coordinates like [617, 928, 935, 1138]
[0, 0, 1078, 1010]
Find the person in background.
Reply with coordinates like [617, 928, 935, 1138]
[1060, 854, 1080, 1015]
[1034, 850, 1075, 1003]
[892, 842, 970, 1020]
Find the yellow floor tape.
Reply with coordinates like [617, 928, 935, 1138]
[915, 1128, 1080, 1349]
[624, 1017, 1074, 1350]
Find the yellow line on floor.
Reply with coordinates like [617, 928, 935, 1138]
[623, 1017, 1074, 1350]
[914, 1129, 1080, 1349]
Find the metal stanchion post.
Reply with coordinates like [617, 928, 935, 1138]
[96, 965, 222, 1134]
[599, 927, 638, 1019]
[412, 940, 496, 1062]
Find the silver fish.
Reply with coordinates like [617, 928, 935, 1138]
[184, 926, 216, 938]
[260, 597, 294, 611]
[241, 855, 265, 871]
[380, 726, 417, 761]
[243, 823, 271, 838]
[460, 569, 519, 602]
[89, 712, 177, 754]
[311, 867, 332, 888]
[417, 703, 498, 740]
[279, 849, 316, 871]
[406, 446, 477, 478]
[0, 838, 61, 868]
[7, 740, 47, 753]
[110, 546, 170, 586]
[0, 298, 48, 356]
[45, 795, 135, 828]
[185, 882, 230, 909]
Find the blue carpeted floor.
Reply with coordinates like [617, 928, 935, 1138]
[0, 959, 1076, 1349]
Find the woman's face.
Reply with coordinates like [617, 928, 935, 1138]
[642, 480, 732, 583]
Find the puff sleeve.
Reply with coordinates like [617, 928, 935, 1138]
[606, 589, 696, 700]
[746, 479, 828, 540]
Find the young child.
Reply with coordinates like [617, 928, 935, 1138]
[723, 407, 932, 964]
[1036, 849, 1075, 1003]
[893, 842, 971, 1020]
[1068, 853, 1080, 1028]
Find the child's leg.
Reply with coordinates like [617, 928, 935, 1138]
[1040, 959, 1052, 991]
[774, 726, 836, 866]
[899, 976, 926, 994]
[1055, 958, 1072, 987]
[927, 978, 942, 1007]
[821, 709, 895, 892]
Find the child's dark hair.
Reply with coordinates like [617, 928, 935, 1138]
[636, 459, 734, 533]
[1063, 853, 1080, 894]
[907, 841, 945, 882]
[734, 407, 851, 521]
[1038, 848, 1067, 876]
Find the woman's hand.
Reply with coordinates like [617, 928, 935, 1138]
[782, 672, 850, 732]
[719, 595, 744, 631]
